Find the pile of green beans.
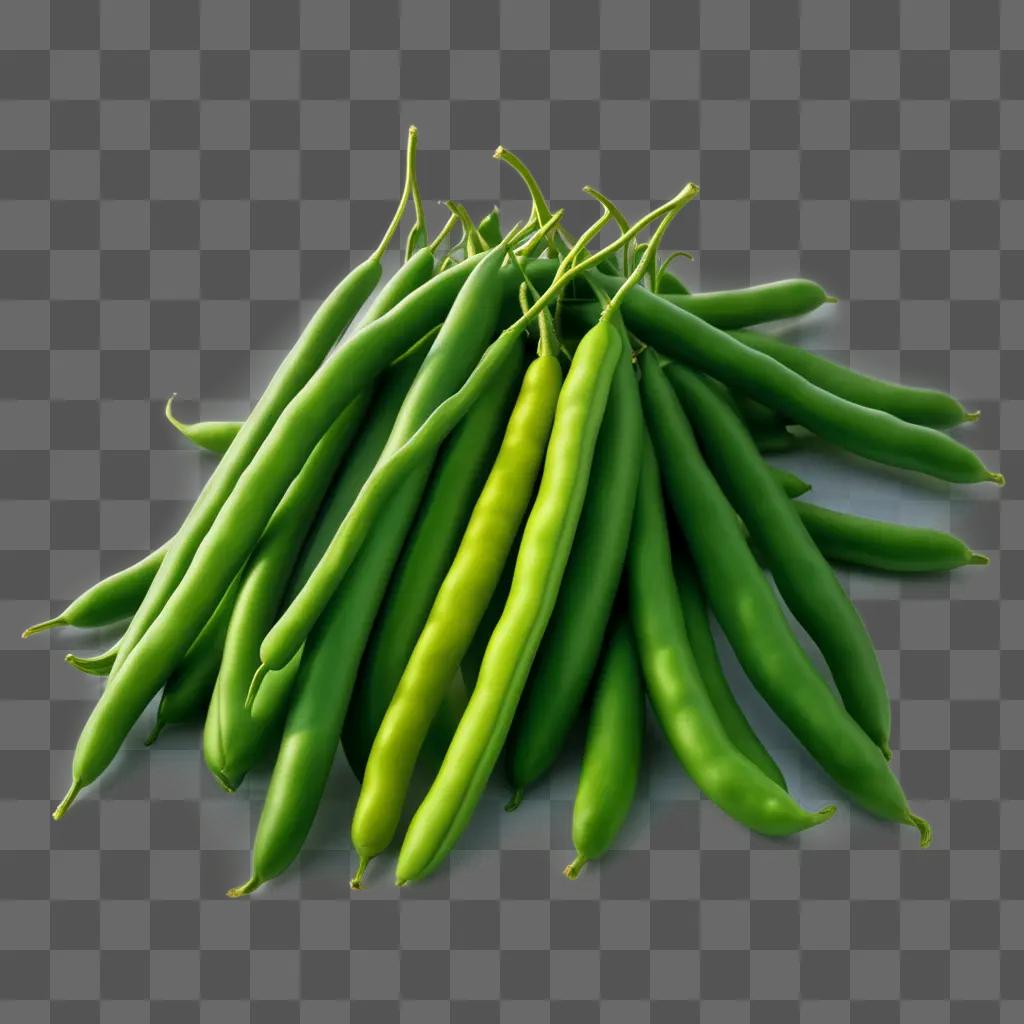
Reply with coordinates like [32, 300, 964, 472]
[34, 133, 998, 894]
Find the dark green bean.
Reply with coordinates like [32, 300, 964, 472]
[794, 501, 989, 574]
[639, 350, 930, 843]
[629, 435, 833, 835]
[145, 575, 243, 744]
[731, 329, 976, 429]
[564, 615, 645, 878]
[203, 335, 432, 793]
[667, 363, 893, 755]
[610, 280, 1001, 485]
[673, 550, 787, 791]
[24, 542, 169, 637]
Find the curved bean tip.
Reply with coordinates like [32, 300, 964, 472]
[814, 804, 838, 824]
[53, 781, 81, 821]
[143, 720, 163, 747]
[823, 294, 839, 304]
[880, 741, 893, 762]
[563, 855, 587, 880]
[968, 552, 990, 566]
[965, 410, 982, 422]
[987, 471, 1005, 486]
[226, 877, 260, 899]
[350, 858, 369, 891]
[22, 616, 64, 638]
[244, 664, 269, 710]
[504, 789, 524, 812]
[909, 813, 933, 848]
[394, 877, 409, 888]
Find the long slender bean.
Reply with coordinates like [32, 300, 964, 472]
[630, 439, 829, 834]
[564, 616, 645, 878]
[611, 280, 1001, 485]
[667, 363, 893, 755]
[731, 329, 976, 428]
[639, 350, 929, 842]
[24, 542, 169, 637]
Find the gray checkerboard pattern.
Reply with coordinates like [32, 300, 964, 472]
[1, 0, 1020, 1018]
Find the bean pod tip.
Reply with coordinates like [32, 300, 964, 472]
[908, 813, 933, 849]
[52, 781, 81, 821]
[22, 616, 65, 638]
[504, 789, 524, 812]
[226, 876, 260, 899]
[563, 855, 587, 880]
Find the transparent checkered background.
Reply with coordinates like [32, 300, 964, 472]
[1, 0, 1021, 1019]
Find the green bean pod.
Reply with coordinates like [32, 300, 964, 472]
[795, 501, 989, 574]
[197, 389, 373, 789]
[476, 208, 503, 248]
[751, 428, 797, 454]
[54, 251, 480, 816]
[204, 338, 430, 792]
[145, 575, 243, 744]
[164, 398, 241, 455]
[731, 329, 976, 429]
[560, 279, 830, 333]
[506, 343, 643, 803]
[24, 541, 169, 637]
[65, 645, 120, 677]
[672, 551, 786, 791]
[631, 437, 831, 835]
[639, 352, 930, 843]
[344, 344, 527, 779]
[350, 351, 562, 885]
[564, 615, 645, 879]
[611, 281, 1000, 485]
[396, 319, 624, 885]
[667, 363, 893, 755]
[228, 469, 432, 897]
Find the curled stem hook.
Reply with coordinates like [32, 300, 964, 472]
[372, 125, 419, 264]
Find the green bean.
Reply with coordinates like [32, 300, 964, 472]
[204, 335, 432, 793]
[343, 344, 527, 779]
[195, 388, 372, 784]
[629, 435, 830, 835]
[668, 363, 893, 755]
[672, 550, 786, 791]
[506, 344, 643, 804]
[559, 280, 831, 333]
[731, 329, 976, 429]
[54, 246, 473, 817]
[145, 575, 243, 745]
[163, 397, 240, 456]
[794, 501, 989, 574]
[350, 349, 561, 886]
[477, 207, 503, 248]
[564, 616, 645, 878]
[610, 280, 1001, 485]
[23, 542, 169, 637]
[751, 427, 797, 454]
[395, 319, 625, 885]
[639, 351, 930, 843]
[65, 644, 120, 677]
[228, 470, 432, 897]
